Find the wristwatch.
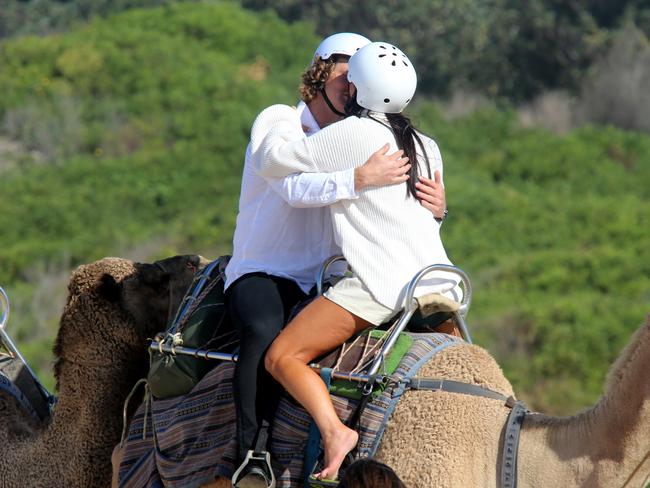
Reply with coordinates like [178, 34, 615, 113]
[435, 209, 448, 223]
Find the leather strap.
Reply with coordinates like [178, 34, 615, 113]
[319, 88, 346, 117]
[500, 400, 527, 488]
[405, 377, 528, 488]
[407, 378, 509, 403]
[173, 259, 224, 334]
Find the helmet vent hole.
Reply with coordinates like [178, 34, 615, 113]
[380, 45, 387, 49]
[406, 98, 411, 103]
[384, 98, 390, 103]
[403, 61, 408, 67]
[379, 54, 386, 58]
[391, 60, 396, 66]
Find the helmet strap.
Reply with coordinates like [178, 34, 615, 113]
[320, 88, 346, 117]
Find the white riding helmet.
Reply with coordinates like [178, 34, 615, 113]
[313, 32, 371, 62]
[347, 42, 417, 113]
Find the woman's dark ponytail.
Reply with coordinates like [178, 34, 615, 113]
[386, 113, 431, 199]
[345, 94, 431, 199]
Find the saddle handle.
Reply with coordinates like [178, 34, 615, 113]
[404, 264, 472, 319]
[0, 285, 55, 409]
[0, 286, 8, 331]
[316, 255, 349, 296]
[317, 258, 472, 318]
[365, 263, 473, 380]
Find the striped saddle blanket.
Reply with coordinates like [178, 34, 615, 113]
[118, 333, 461, 488]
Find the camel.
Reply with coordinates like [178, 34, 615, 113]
[4, 255, 646, 487]
[0, 255, 203, 488]
[201, 315, 650, 488]
[372, 316, 650, 487]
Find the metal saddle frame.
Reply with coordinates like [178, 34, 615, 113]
[149, 256, 472, 488]
[0, 286, 56, 420]
[316, 255, 472, 392]
[149, 255, 473, 390]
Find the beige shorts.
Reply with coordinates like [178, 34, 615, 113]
[323, 275, 396, 326]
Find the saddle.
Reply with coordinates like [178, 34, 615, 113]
[314, 292, 462, 398]
[314, 318, 460, 401]
[147, 256, 467, 402]
[143, 257, 470, 488]
[118, 333, 465, 488]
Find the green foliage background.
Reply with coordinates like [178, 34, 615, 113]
[243, 0, 650, 101]
[0, 1, 648, 415]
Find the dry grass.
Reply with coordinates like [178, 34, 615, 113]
[576, 24, 650, 133]
[518, 91, 577, 134]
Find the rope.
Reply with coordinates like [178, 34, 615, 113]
[120, 378, 148, 446]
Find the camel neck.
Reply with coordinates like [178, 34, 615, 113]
[519, 320, 650, 487]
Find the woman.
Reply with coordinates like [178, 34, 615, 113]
[250, 41, 461, 480]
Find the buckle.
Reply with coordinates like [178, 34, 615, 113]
[232, 450, 275, 488]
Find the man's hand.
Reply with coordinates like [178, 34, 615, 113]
[354, 143, 411, 190]
[416, 171, 446, 219]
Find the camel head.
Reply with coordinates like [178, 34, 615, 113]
[52, 255, 204, 390]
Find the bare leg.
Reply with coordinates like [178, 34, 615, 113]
[264, 296, 371, 479]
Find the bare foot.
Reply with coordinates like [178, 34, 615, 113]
[314, 426, 359, 480]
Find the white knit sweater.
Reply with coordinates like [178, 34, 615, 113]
[250, 104, 461, 310]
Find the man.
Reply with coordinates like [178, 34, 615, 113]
[226, 33, 447, 488]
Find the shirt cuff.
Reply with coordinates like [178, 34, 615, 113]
[337, 168, 359, 200]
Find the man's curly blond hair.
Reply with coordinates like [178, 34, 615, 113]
[299, 55, 346, 103]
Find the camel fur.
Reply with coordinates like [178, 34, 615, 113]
[201, 316, 650, 488]
[375, 316, 650, 488]
[0, 255, 202, 488]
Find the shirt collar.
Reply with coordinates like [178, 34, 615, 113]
[296, 101, 320, 136]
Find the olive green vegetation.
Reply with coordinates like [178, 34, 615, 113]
[0, 1, 317, 390]
[6, 0, 650, 103]
[0, 2, 648, 415]
[243, 0, 650, 101]
[412, 106, 650, 411]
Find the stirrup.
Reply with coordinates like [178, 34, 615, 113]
[232, 450, 276, 488]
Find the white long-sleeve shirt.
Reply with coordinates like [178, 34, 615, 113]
[250, 104, 460, 310]
[224, 102, 356, 292]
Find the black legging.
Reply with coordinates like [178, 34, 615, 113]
[225, 272, 308, 464]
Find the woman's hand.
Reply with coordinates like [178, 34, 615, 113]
[416, 172, 446, 219]
[354, 143, 411, 190]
